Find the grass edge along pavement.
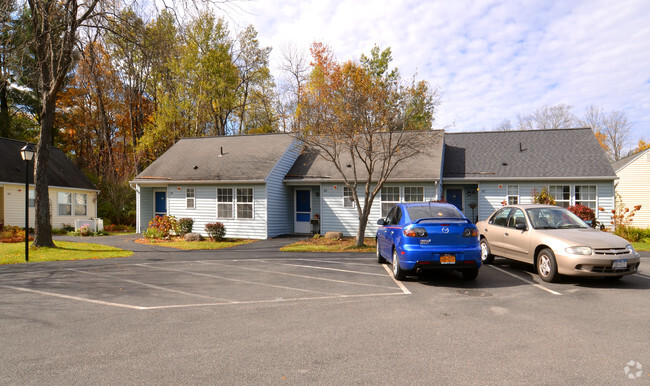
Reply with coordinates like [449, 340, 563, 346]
[0, 241, 133, 265]
[280, 237, 376, 253]
[134, 238, 257, 250]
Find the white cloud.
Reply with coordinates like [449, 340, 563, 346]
[234, 0, 650, 145]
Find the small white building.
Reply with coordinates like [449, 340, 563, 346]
[0, 138, 99, 229]
[611, 148, 650, 228]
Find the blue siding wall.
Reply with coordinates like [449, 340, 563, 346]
[266, 141, 302, 237]
[167, 184, 267, 239]
[477, 180, 615, 226]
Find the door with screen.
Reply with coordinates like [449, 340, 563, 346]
[294, 189, 311, 233]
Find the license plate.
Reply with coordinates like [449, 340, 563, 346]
[440, 254, 455, 264]
[612, 260, 627, 270]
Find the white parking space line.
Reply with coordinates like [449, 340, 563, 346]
[381, 264, 412, 295]
[488, 265, 561, 295]
[0, 285, 146, 310]
[269, 262, 387, 276]
[140, 292, 407, 310]
[198, 261, 399, 290]
[136, 263, 341, 296]
[68, 268, 234, 302]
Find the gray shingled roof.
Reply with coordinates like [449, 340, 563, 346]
[0, 137, 96, 190]
[133, 134, 296, 183]
[443, 128, 616, 180]
[285, 131, 444, 182]
[611, 148, 649, 172]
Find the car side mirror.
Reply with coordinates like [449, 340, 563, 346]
[515, 223, 527, 231]
[377, 218, 387, 226]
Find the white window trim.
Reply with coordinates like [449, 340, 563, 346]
[74, 193, 88, 216]
[548, 185, 571, 208]
[58, 192, 72, 216]
[403, 186, 425, 202]
[186, 188, 196, 210]
[574, 185, 598, 211]
[236, 187, 255, 220]
[343, 186, 355, 208]
[216, 188, 234, 219]
[216, 187, 255, 220]
[507, 185, 519, 205]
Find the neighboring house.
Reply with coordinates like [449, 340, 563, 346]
[442, 128, 617, 225]
[0, 138, 99, 229]
[131, 127, 617, 239]
[611, 148, 650, 228]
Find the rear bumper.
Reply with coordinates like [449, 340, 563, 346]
[397, 244, 482, 271]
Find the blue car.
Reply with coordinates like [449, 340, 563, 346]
[376, 202, 482, 281]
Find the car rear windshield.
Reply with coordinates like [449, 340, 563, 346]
[525, 208, 589, 229]
[406, 205, 463, 222]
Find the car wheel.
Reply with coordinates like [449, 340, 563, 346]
[461, 267, 479, 280]
[480, 238, 494, 264]
[376, 240, 386, 264]
[392, 249, 406, 281]
[536, 248, 559, 283]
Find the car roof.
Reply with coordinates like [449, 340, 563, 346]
[503, 204, 562, 210]
[400, 202, 457, 208]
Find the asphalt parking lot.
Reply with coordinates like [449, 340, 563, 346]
[1, 236, 648, 385]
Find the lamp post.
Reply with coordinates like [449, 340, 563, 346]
[20, 144, 35, 262]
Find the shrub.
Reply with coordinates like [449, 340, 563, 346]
[147, 215, 178, 239]
[144, 227, 164, 239]
[205, 222, 226, 241]
[178, 218, 194, 236]
[568, 204, 596, 227]
[532, 187, 556, 205]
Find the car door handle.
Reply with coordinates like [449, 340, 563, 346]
[504, 232, 509, 236]
[390, 231, 394, 235]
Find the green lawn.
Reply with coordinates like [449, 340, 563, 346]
[0, 241, 133, 265]
[136, 238, 256, 250]
[632, 241, 650, 251]
[280, 237, 375, 253]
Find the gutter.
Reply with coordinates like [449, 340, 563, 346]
[442, 176, 618, 182]
[131, 179, 266, 185]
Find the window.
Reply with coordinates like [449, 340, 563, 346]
[343, 186, 355, 208]
[575, 185, 597, 210]
[381, 186, 400, 217]
[186, 188, 195, 209]
[387, 206, 402, 225]
[58, 192, 72, 216]
[404, 186, 424, 202]
[217, 188, 233, 219]
[74, 194, 87, 216]
[489, 208, 511, 227]
[548, 185, 571, 208]
[236, 188, 253, 219]
[29, 190, 35, 208]
[507, 208, 526, 228]
[507, 185, 519, 205]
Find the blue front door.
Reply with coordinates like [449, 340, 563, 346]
[155, 191, 167, 217]
[446, 189, 463, 212]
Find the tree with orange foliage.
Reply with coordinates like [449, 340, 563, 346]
[296, 43, 440, 246]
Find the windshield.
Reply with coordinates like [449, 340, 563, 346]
[525, 207, 589, 229]
[407, 205, 464, 222]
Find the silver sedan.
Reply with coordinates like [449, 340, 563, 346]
[476, 204, 641, 282]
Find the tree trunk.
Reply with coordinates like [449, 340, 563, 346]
[0, 79, 10, 137]
[33, 94, 55, 247]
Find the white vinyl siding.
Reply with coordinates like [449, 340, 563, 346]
[2, 184, 97, 229]
[614, 150, 650, 228]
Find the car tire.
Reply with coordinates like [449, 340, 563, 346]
[480, 238, 494, 264]
[536, 248, 559, 283]
[461, 267, 479, 280]
[376, 240, 386, 264]
[392, 249, 406, 281]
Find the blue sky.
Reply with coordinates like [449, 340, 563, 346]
[230, 0, 649, 147]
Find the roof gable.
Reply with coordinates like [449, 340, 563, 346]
[285, 131, 445, 182]
[612, 148, 650, 172]
[134, 133, 296, 183]
[443, 128, 616, 180]
[0, 138, 96, 190]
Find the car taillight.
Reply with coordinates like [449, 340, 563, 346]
[463, 227, 478, 237]
[403, 227, 428, 237]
